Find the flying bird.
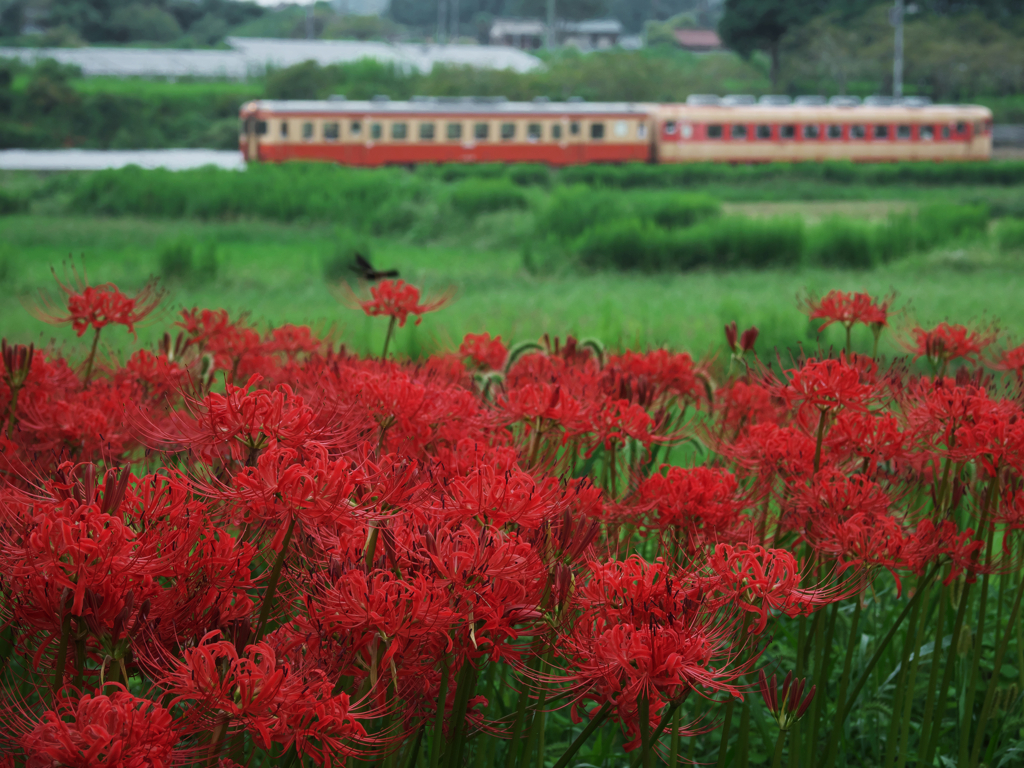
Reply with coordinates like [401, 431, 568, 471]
[350, 253, 399, 281]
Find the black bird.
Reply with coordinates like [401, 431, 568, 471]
[349, 253, 399, 281]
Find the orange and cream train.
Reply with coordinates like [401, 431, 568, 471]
[239, 95, 992, 165]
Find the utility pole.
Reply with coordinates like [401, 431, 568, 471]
[306, 1, 315, 40]
[437, 0, 447, 44]
[450, 0, 459, 42]
[891, 0, 904, 98]
[546, 0, 555, 49]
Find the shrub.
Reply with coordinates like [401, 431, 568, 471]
[997, 218, 1024, 251]
[507, 164, 551, 187]
[449, 179, 528, 218]
[643, 192, 721, 229]
[806, 218, 876, 269]
[0, 188, 29, 215]
[159, 240, 194, 281]
[370, 199, 419, 235]
[578, 217, 667, 271]
[914, 202, 989, 250]
[536, 185, 625, 242]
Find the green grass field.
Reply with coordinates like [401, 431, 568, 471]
[2, 212, 1022, 364]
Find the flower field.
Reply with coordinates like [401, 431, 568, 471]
[1, 270, 1023, 768]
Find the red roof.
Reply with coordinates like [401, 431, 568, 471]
[673, 29, 722, 50]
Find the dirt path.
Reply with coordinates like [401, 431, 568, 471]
[722, 200, 917, 221]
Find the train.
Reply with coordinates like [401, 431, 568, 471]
[238, 95, 993, 166]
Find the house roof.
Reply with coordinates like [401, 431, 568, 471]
[563, 19, 623, 35]
[673, 29, 722, 49]
[490, 19, 546, 36]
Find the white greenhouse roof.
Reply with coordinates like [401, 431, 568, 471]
[0, 149, 245, 171]
[0, 38, 544, 79]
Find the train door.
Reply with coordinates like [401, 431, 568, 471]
[244, 117, 260, 162]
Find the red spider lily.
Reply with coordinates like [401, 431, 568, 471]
[803, 290, 893, 333]
[757, 670, 815, 731]
[164, 632, 368, 759]
[779, 355, 879, 417]
[460, 333, 508, 370]
[707, 545, 850, 633]
[356, 279, 449, 328]
[18, 687, 179, 768]
[905, 322, 997, 371]
[2, 339, 34, 432]
[725, 322, 759, 354]
[988, 342, 1024, 377]
[33, 269, 164, 338]
[633, 467, 744, 551]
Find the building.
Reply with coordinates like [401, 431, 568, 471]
[489, 19, 546, 50]
[673, 28, 722, 52]
[560, 19, 623, 50]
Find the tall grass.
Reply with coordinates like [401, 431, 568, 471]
[997, 218, 1024, 251]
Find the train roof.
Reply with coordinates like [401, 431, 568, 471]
[651, 102, 992, 122]
[244, 99, 653, 116]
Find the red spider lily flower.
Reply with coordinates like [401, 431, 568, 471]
[33, 270, 164, 338]
[779, 355, 879, 417]
[460, 333, 507, 370]
[802, 290, 892, 333]
[357, 279, 449, 328]
[905, 322, 996, 370]
[707, 545, 849, 633]
[758, 669, 815, 731]
[634, 467, 743, 549]
[19, 687, 179, 768]
[725, 322, 759, 354]
[988, 342, 1024, 377]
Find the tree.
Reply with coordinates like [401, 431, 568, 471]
[718, 0, 824, 89]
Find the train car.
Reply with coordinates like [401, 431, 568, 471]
[239, 96, 992, 166]
[651, 100, 992, 163]
[239, 97, 653, 166]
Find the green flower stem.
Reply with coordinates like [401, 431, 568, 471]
[882, 584, 922, 768]
[444, 660, 478, 768]
[382, 316, 397, 359]
[895, 581, 931, 768]
[916, 580, 948, 759]
[520, 649, 554, 768]
[629, 699, 684, 768]
[969, 554, 1024, 768]
[639, 692, 652, 768]
[736, 697, 751, 768]
[669, 707, 680, 768]
[820, 600, 862, 768]
[959, 522, 996, 768]
[505, 643, 544, 768]
[806, 602, 838, 767]
[50, 612, 73, 704]
[716, 695, 736, 768]
[428, 658, 449, 768]
[82, 326, 101, 386]
[550, 703, 612, 768]
[789, 615, 807, 768]
[770, 730, 787, 768]
[254, 515, 297, 643]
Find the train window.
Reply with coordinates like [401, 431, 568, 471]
[707, 124, 723, 139]
[639, 123, 650, 138]
[501, 122, 516, 141]
[447, 123, 462, 140]
[897, 124, 911, 139]
[956, 121, 967, 133]
[614, 121, 629, 138]
[780, 125, 795, 139]
[527, 123, 542, 141]
[419, 123, 435, 140]
[570, 121, 580, 136]
[591, 122, 605, 139]
[942, 126, 950, 139]
[371, 123, 382, 139]
[730, 124, 747, 140]
[826, 125, 842, 140]
[351, 120, 362, 135]
[679, 124, 691, 139]
[256, 120, 267, 135]
[755, 124, 772, 139]
[475, 122, 489, 140]
[851, 125, 866, 139]
[392, 122, 408, 140]
[552, 124, 563, 139]
[664, 120, 678, 135]
[302, 122, 314, 140]
[874, 125, 889, 139]
[323, 122, 339, 141]
[803, 124, 820, 139]
[280, 121, 289, 138]
[920, 125, 934, 141]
